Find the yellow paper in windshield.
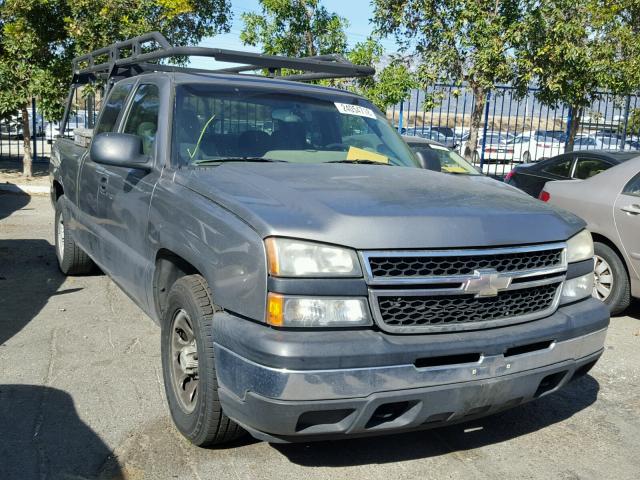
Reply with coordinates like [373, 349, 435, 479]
[346, 146, 389, 164]
[442, 166, 468, 173]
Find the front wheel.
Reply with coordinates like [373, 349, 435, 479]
[161, 274, 244, 446]
[592, 242, 630, 315]
[522, 151, 531, 163]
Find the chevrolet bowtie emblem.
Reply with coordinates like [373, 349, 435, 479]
[463, 269, 512, 297]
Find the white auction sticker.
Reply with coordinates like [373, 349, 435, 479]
[334, 102, 376, 119]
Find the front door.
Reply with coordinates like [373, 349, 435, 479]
[96, 82, 162, 308]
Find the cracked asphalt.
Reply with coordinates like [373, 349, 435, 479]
[1, 194, 640, 480]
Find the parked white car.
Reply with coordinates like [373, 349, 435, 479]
[456, 132, 515, 162]
[508, 133, 564, 162]
[46, 111, 89, 141]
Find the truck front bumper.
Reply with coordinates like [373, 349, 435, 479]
[213, 298, 608, 442]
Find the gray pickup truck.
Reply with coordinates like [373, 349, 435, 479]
[50, 33, 608, 446]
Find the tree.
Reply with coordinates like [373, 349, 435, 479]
[372, 1, 526, 160]
[515, 0, 640, 151]
[345, 38, 416, 112]
[240, 1, 415, 113]
[0, 0, 70, 177]
[0, 0, 232, 177]
[240, 0, 348, 57]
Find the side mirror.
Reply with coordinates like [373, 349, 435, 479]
[90, 132, 151, 170]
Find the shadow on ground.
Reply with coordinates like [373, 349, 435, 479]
[0, 385, 123, 480]
[0, 239, 72, 346]
[0, 191, 29, 221]
[0, 157, 49, 178]
[624, 299, 640, 320]
[274, 375, 599, 467]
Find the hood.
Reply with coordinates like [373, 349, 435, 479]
[175, 163, 584, 249]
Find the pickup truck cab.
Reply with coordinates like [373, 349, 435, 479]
[50, 33, 609, 446]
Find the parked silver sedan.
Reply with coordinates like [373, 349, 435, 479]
[540, 157, 640, 313]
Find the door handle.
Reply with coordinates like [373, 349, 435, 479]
[620, 204, 640, 215]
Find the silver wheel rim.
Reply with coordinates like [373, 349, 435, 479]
[170, 309, 199, 414]
[593, 255, 613, 301]
[57, 214, 65, 261]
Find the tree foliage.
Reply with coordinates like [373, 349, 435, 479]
[240, 0, 348, 57]
[0, 0, 232, 177]
[240, 1, 415, 112]
[512, 0, 640, 150]
[372, 0, 526, 159]
[345, 39, 416, 111]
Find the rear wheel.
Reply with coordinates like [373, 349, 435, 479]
[522, 151, 531, 163]
[592, 242, 630, 315]
[54, 197, 95, 275]
[161, 274, 244, 446]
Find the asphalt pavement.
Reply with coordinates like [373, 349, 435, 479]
[1, 194, 639, 480]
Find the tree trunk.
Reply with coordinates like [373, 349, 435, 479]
[20, 105, 33, 178]
[464, 86, 486, 162]
[564, 106, 582, 153]
[302, 1, 316, 56]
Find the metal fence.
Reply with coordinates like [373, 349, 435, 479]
[0, 90, 97, 164]
[390, 84, 640, 177]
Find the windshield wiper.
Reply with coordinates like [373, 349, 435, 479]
[193, 157, 287, 165]
[326, 159, 390, 165]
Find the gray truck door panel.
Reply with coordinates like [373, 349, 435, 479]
[95, 83, 162, 309]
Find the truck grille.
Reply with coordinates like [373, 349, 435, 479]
[363, 243, 567, 333]
[377, 283, 560, 329]
[367, 248, 563, 279]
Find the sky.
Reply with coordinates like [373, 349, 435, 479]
[191, 0, 398, 69]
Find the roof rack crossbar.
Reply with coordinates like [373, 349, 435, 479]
[70, 31, 374, 84]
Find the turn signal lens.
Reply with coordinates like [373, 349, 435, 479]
[266, 293, 371, 328]
[267, 293, 284, 326]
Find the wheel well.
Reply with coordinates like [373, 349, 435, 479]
[53, 180, 64, 201]
[591, 232, 629, 276]
[153, 249, 199, 320]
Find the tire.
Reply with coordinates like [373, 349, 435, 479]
[593, 242, 630, 315]
[522, 151, 531, 163]
[161, 274, 244, 446]
[54, 197, 95, 275]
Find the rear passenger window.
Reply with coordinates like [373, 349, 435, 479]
[95, 83, 133, 135]
[573, 158, 612, 180]
[123, 84, 160, 155]
[543, 158, 572, 178]
[623, 172, 640, 197]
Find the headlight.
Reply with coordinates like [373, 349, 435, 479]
[265, 237, 361, 277]
[566, 230, 594, 263]
[267, 293, 371, 327]
[560, 273, 594, 304]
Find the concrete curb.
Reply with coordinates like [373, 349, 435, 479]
[0, 182, 49, 195]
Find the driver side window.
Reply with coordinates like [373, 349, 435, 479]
[123, 84, 160, 156]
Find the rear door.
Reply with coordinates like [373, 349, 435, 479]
[519, 154, 575, 197]
[614, 171, 640, 280]
[572, 155, 613, 180]
[96, 81, 163, 308]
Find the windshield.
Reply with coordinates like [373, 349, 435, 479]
[409, 143, 480, 175]
[173, 84, 419, 167]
